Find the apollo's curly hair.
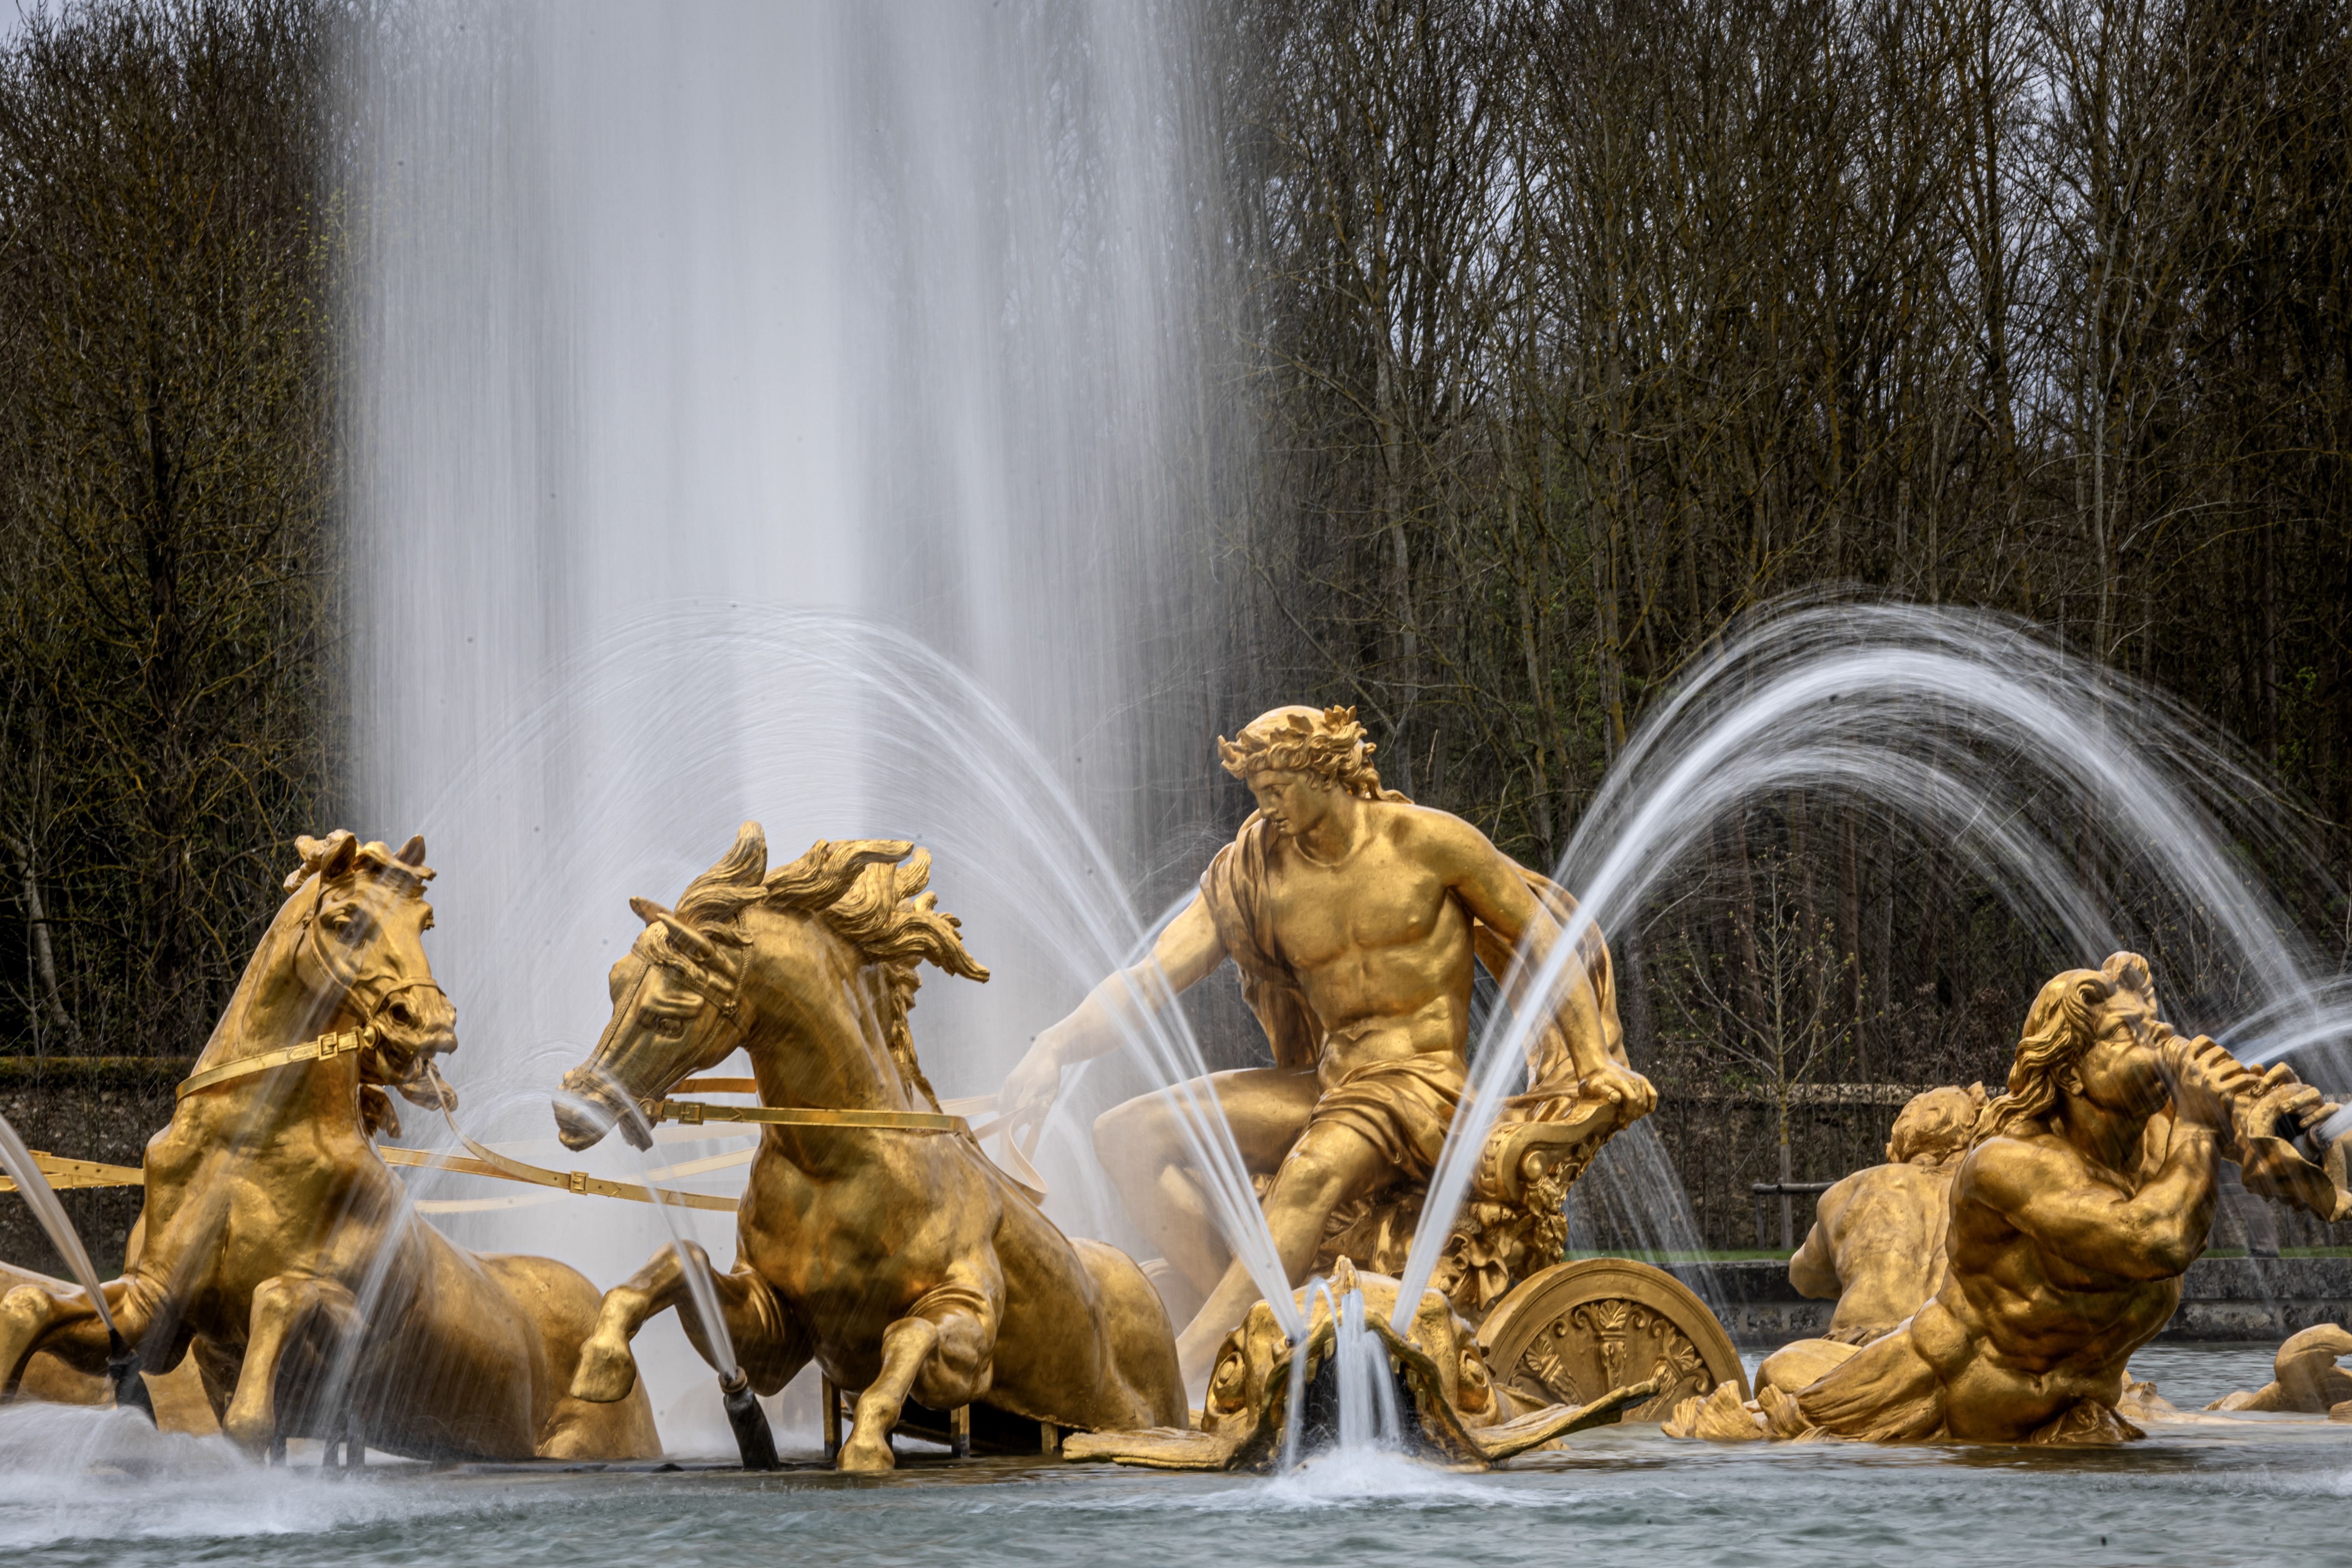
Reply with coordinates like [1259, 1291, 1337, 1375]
[1216, 705, 1405, 801]
[1982, 951, 2155, 1136]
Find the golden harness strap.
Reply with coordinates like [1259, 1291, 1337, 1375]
[175, 871, 451, 1103]
[653, 1077, 1047, 1202]
[412, 1063, 739, 1213]
[174, 1027, 378, 1100]
[166, 1033, 739, 1213]
[164, 1039, 1033, 1206]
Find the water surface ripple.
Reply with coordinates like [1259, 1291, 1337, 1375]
[9, 1347, 2349, 1568]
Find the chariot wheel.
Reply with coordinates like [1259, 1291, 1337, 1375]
[1477, 1257, 1748, 1421]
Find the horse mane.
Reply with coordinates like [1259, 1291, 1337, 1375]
[672, 823, 988, 1108]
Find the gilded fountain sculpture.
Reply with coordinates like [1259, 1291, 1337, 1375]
[998, 706, 1731, 1413]
[0, 709, 1733, 1472]
[14, 710, 2352, 1475]
[0, 833, 657, 1461]
[1671, 951, 2352, 1445]
[548, 828, 1187, 1470]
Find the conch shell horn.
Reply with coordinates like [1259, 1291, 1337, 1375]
[629, 896, 721, 968]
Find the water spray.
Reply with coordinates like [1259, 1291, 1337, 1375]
[1278, 1276, 1333, 1474]
[593, 1081, 777, 1471]
[0, 1111, 154, 1422]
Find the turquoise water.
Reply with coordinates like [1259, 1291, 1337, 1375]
[8, 1346, 2347, 1568]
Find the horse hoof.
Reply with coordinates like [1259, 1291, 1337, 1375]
[569, 1339, 639, 1404]
[837, 1436, 896, 1473]
[221, 1411, 274, 1454]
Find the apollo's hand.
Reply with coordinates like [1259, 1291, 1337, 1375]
[1584, 1060, 1657, 1117]
[999, 1030, 1068, 1147]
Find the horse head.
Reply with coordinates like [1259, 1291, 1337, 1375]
[283, 830, 458, 1107]
[555, 822, 988, 1152]
[556, 895, 751, 1151]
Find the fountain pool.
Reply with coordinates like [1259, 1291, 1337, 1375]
[6, 1345, 2350, 1568]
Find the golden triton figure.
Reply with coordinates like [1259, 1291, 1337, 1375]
[1000, 705, 1657, 1385]
[1673, 951, 2351, 1445]
[1788, 1084, 1985, 1345]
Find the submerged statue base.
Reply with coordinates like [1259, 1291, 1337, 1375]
[2208, 1324, 2352, 1416]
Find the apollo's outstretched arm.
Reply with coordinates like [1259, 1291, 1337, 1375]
[999, 894, 1229, 1143]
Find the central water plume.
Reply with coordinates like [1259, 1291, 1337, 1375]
[345, 0, 1263, 1425]
[1329, 1288, 1403, 1455]
[1395, 596, 2349, 1326]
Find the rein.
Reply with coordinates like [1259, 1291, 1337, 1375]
[175, 1026, 377, 1101]
[618, 925, 1049, 1196]
[417, 1063, 737, 1212]
[154, 897, 1045, 1206]
[22, 1060, 1045, 1208]
[650, 1095, 968, 1134]
[651, 1079, 1048, 1200]
[164, 1030, 742, 1213]
[177, 874, 449, 1103]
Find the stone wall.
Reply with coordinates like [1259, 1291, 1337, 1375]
[0, 1059, 183, 1279]
[1677, 1256, 2352, 1348]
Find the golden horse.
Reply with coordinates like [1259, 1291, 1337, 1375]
[0, 832, 658, 1460]
[554, 825, 1185, 1470]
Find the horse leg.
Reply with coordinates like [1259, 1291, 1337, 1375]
[220, 1276, 359, 1454]
[1072, 1238, 1187, 1428]
[1, 1279, 149, 1393]
[1, 1285, 72, 1394]
[571, 1242, 807, 1405]
[839, 1272, 1000, 1474]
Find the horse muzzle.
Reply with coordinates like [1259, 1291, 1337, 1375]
[370, 987, 459, 1102]
[555, 1068, 645, 1152]
[371, 983, 457, 1057]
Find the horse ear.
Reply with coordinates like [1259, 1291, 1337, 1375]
[628, 898, 723, 966]
[288, 835, 328, 891]
[395, 835, 427, 866]
[287, 830, 362, 891]
[656, 912, 721, 967]
[731, 822, 768, 883]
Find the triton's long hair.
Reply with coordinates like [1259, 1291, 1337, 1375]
[1982, 951, 2154, 1137]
